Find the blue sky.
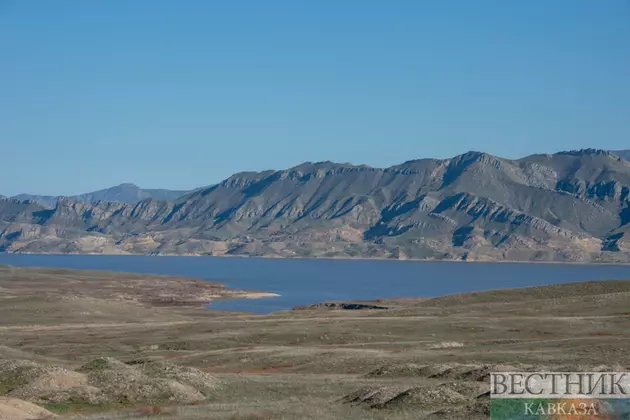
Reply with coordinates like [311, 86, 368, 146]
[1, 0, 629, 196]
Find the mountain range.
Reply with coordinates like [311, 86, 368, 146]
[1, 148, 630, 262]
[9, 183, 189, 208]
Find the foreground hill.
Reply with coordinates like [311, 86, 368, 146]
[10, 183, 189, 208]
[1, 148, 630, 262]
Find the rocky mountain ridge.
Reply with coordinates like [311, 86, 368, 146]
[1, 149, 630, 262]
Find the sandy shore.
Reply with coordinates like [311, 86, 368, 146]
[227, 292, 281, 299]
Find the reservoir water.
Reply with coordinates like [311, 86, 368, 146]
[1, 254, 630, 313]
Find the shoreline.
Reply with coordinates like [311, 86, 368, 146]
[2, 251, 630, 267]
[213, 291, 281, 300]
[0, 265, 280, 314]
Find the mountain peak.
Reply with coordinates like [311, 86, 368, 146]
[455, 150, 496, 160]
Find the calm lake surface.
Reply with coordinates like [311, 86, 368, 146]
[2, 254, 630, 313]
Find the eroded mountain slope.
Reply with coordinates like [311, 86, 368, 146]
[1, 149, 629, 261]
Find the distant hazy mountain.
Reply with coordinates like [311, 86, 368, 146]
[10, 183, 189, 208]
[1, 149, 630, 262]
[612, 150, 630, 161]
[9, 194, 59, 208]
